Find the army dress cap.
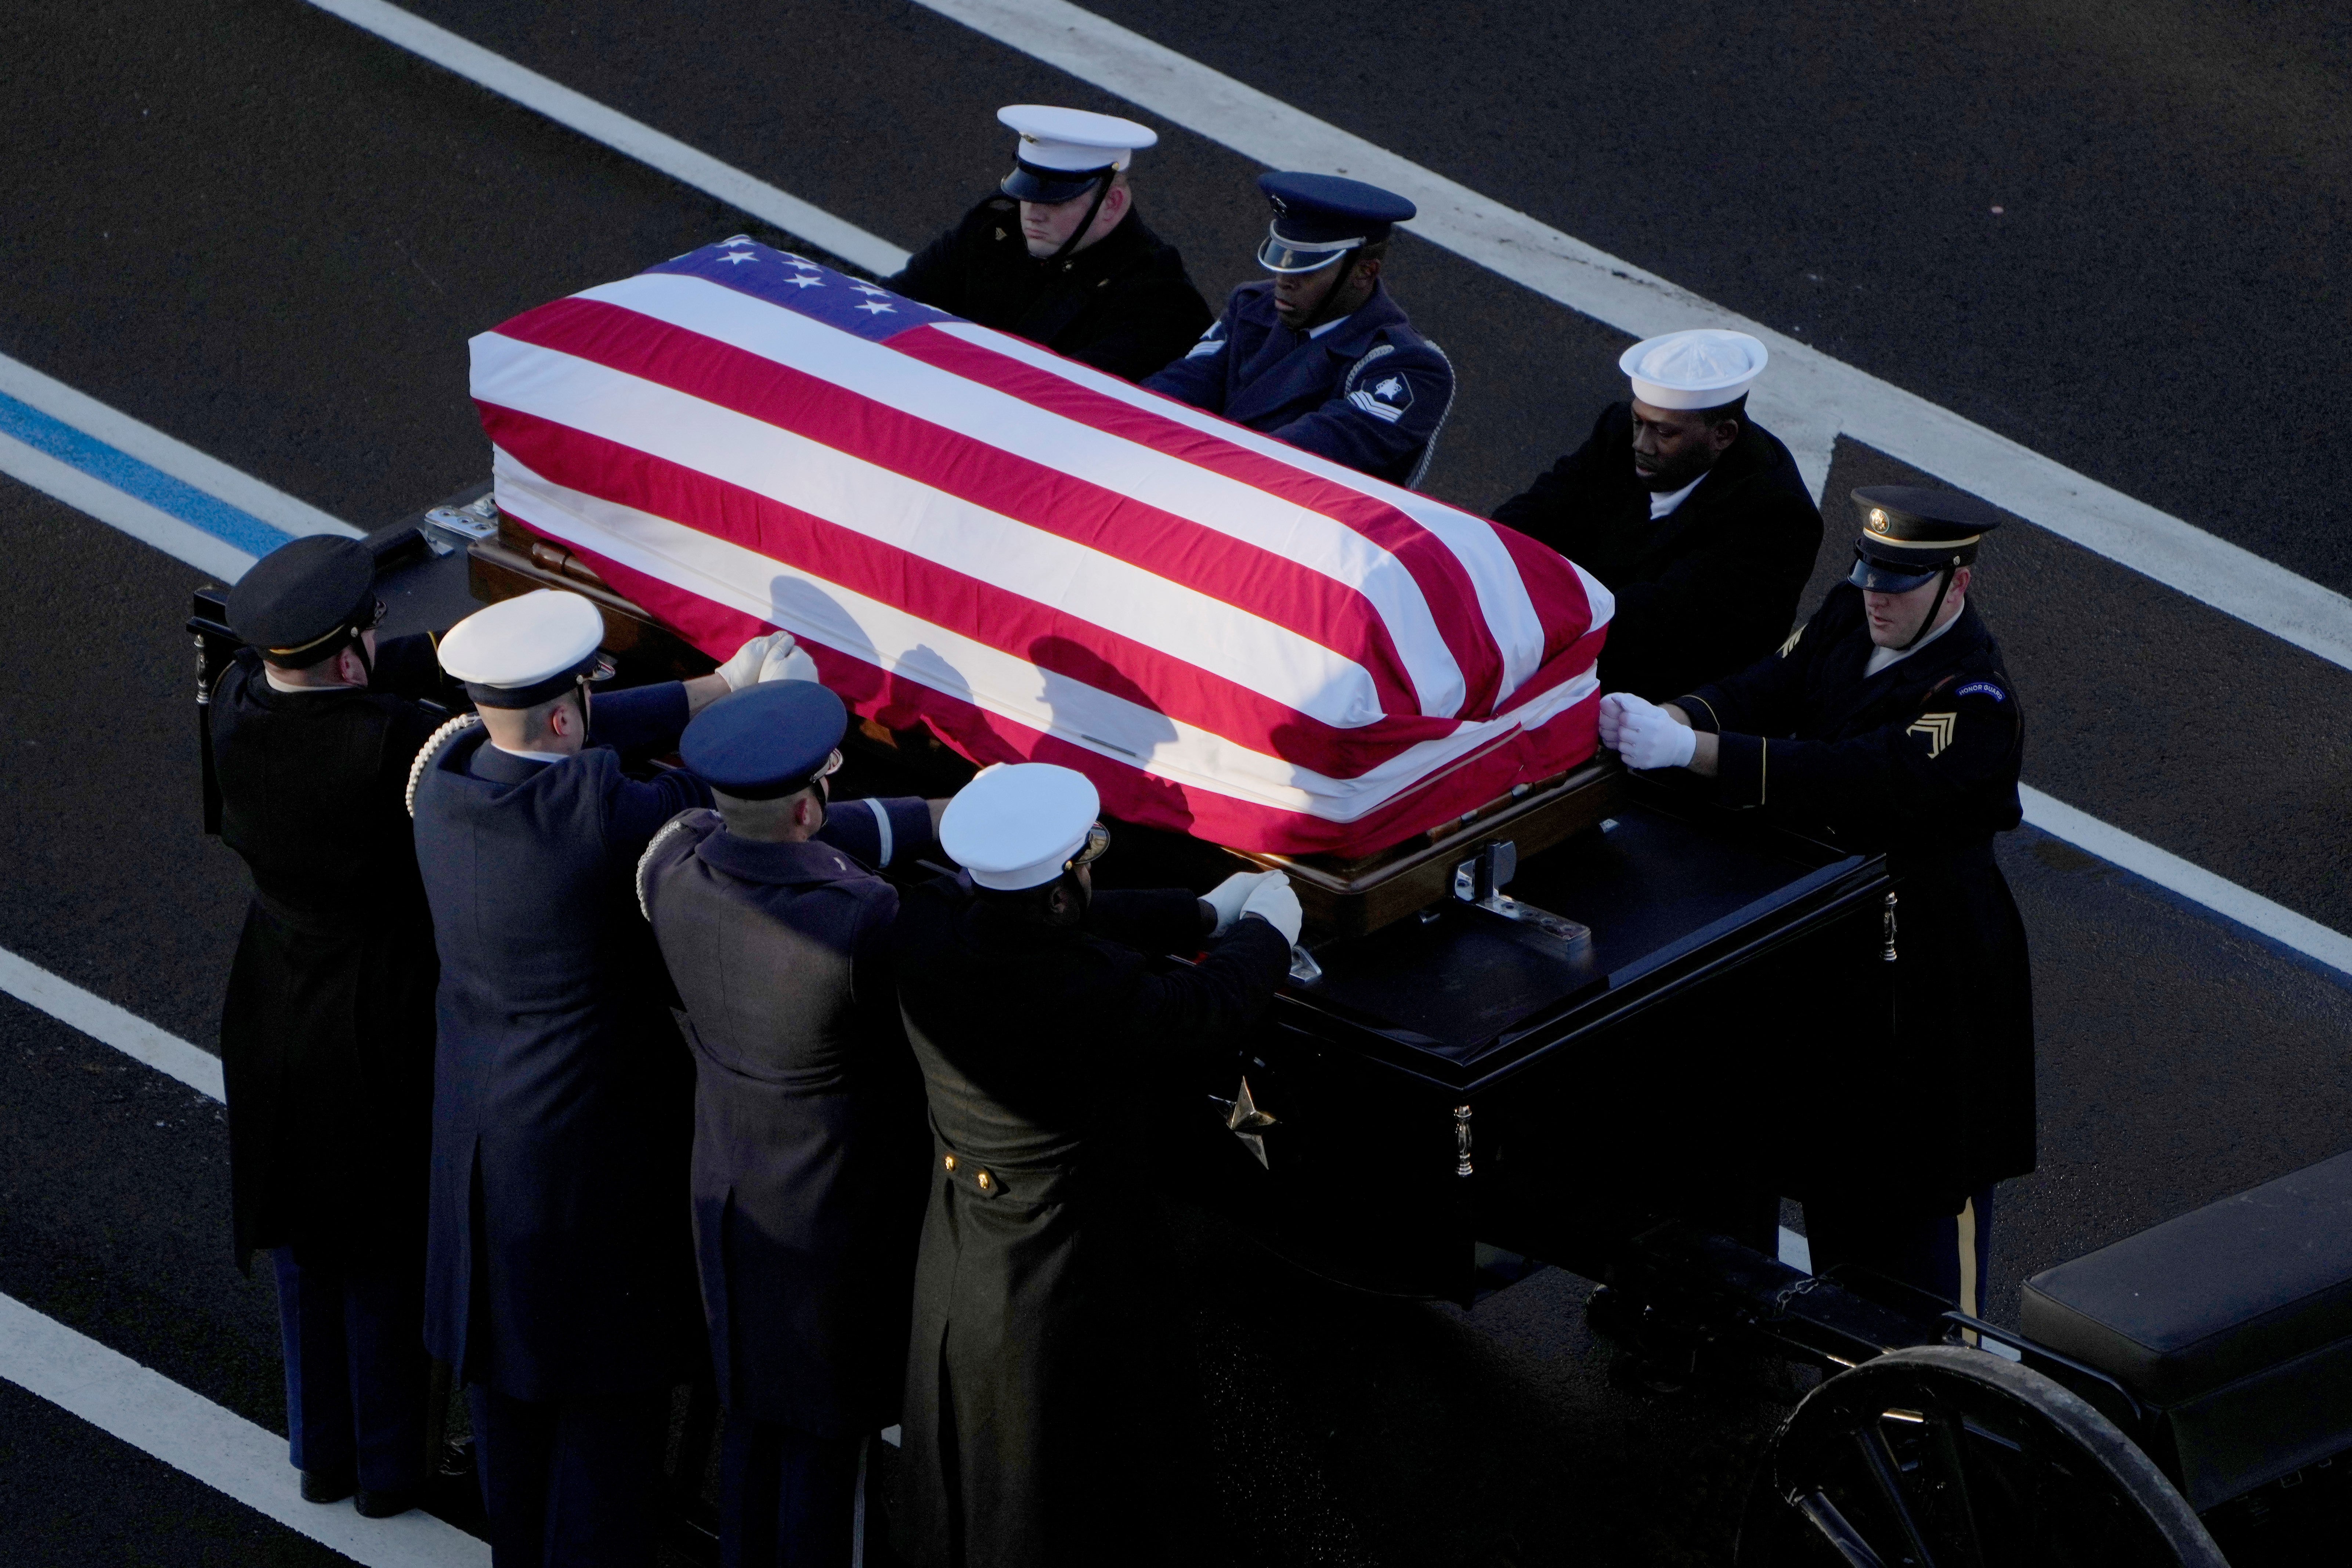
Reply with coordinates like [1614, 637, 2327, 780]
[681, 679, 848, 800]
[1619, 329, 1769, 411]
[228, 534, 378, 667]
[941, 763, 1101, 890]
[1848, 485, 2004, 592]
[437, 588, 608, 708]
[1255, 172, 1417, 273]
[998, 105, 1157, 203]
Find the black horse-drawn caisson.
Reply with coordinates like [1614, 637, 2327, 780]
[192, 494, 2352, 1566]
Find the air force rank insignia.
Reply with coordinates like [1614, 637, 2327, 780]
[1347, 373, 1413, 424]
[1907, 712, 1959, 758]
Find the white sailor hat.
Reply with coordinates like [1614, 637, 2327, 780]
[997, 105, 1157, 203]
[940, 763, 1103, 891]
[1618, 329, 1769, 411]
[437, 588, 610, 708]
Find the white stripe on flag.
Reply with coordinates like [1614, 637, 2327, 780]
[472, 331, 1390, 729]
[494, 450, 1597, 823]
[563, 274, 1482, 712]
[931, 320, 1574, 701]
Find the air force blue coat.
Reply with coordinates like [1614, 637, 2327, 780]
[412, 683, 713, 1401]
[1141, 280, 1454, 485]
[637, 798, 937, 1439]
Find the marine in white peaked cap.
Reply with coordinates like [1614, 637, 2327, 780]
[1492, 325, 1824, 701]
[888, 105, 1213, 382]
[404, 591, 815, 1563]
[890, 760, 1300, 1564]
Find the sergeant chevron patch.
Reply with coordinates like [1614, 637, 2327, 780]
[1907, 712, 1959, 757]
[1778, 625, 1804, 657]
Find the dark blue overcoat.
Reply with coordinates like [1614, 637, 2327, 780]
[1141, 279, 1455, 484]
[637, 798, 936, 1438]
[412, 683, 712, 1401]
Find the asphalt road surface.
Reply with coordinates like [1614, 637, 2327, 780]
[3, 1, 2349, 1563]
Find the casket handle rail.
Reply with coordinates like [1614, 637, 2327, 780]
[1453, 1103, 1474, 1178]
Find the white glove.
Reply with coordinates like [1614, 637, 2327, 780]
[717, 630, 797, 690]
[1203, 870, 1280, 937]
[1239, 872, 1304, 946]
[1598, 691, 1629, 751]
[1610, 692, 1698, 771]
[763, 642, 821, 684]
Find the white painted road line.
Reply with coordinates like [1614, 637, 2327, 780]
[0, 1291, 488, 1567]
[2021, 787, 2352, 978]
[0, 427, 259, 584]
[300, 0, 910, 278]
[0, 946, 224, 1102]
[910, 0, 2352, 678]
[0, 352, 359, 580]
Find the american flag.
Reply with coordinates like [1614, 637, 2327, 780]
[470, 238, 1612, 856]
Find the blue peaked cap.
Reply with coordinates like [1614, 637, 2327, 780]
[682, 679, 849, 800]
[1256, 172, 1416, 272]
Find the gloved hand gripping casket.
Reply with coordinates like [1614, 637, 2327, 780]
[469, 239, 1612, 857]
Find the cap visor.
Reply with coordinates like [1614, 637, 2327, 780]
[1255, 236, 1352, 274]
[1001, 167, 1105, 203]
[1847, 554, 1941, 594]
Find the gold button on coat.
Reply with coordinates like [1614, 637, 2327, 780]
[942, 1154, 957, 1171]
[976, 1171, 993, 1191]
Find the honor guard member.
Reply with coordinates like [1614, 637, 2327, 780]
[1600, 487, 2033, 1316]
[890, 106, 1212, 382]
[411, 590, 802, 1567]
[1142, 172, 1456, 485]
[213, 535, 445, 1517]
[1492, 329, 1823, 701]
[892, 766, 1299, 1568]
[637, 680, 946, 1568]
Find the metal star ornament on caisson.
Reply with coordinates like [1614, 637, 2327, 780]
[1212, 1076, 1279, 1169]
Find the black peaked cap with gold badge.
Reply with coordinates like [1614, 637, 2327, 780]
[226, 535, 378, 669]
[1847, 485, 2004, 593]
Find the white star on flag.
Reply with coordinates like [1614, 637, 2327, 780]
[785, 275, 824, 289]
[719, 253, 756, 265]
[856, 301, 896, 315]
[851, 284, 889, 297]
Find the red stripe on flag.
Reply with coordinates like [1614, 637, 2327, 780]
[492, 297, 1427, 717]
[502, 500, 1597, 853]
[887, 327, 1541, 716]
[482, 408, 1473, 776]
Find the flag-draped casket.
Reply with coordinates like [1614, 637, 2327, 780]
[469, 239, 1612, 857]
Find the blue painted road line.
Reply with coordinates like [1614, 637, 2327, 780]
[0, 387, 295, 561]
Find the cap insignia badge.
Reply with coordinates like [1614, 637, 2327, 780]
[1868, 507, 1890, 534]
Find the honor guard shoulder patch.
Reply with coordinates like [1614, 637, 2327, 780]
[1907, 712, 1959, 758]
[1778, 625, 1804, 657]
[1955, 680, 2007, 702]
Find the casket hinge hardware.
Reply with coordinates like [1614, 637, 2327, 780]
[1453, 840, 1591, 950]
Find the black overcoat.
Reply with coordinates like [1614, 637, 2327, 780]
[213, 636, 445, 1266]
[1679, 585, 2035, 1204]
[411, 683, 712, 1401]
[1492, 402, 1824, 701]
[890, 882, 1291, 1568]
[636, 799, 936, 1438]
[890, 199, 1211, 383]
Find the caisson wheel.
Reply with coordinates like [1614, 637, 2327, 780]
[1735, 1345, 2224, 1568]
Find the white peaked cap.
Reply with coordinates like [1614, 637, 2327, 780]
[437, 589, 603, 690]
[941, 763, 1102, 891]
[997, 104, 1157, 172]
[1619, 329, 1770, 410]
